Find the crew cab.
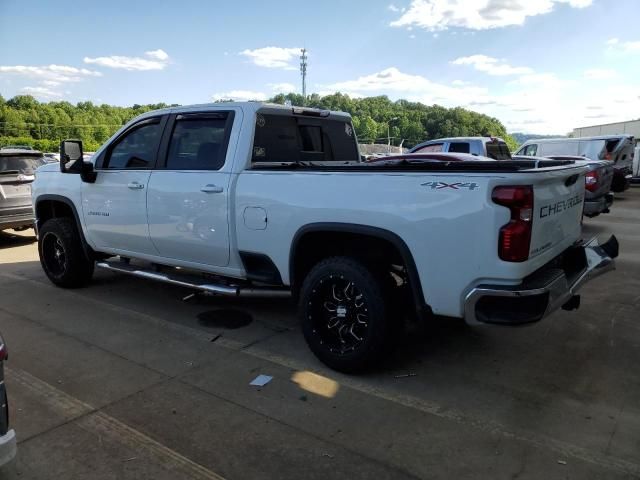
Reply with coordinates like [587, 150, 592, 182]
[31, 103, 618, 372]
[409, 136, 512, 159]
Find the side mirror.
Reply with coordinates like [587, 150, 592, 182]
[60, 139, 97, 183]
[60, 140, 83, 173]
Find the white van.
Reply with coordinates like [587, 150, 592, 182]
[516, 135, 634, 192]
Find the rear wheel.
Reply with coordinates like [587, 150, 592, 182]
[38, 218, 94, 288]
[299, 256, 393, 372]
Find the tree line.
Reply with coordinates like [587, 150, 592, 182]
[0, 92, 517, 152]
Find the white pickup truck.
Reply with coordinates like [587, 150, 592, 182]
[31, 103, 618, 371]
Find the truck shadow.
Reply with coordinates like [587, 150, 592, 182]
[0, 230, 37, 250]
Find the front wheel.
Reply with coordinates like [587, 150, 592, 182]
[38, 218, 94, 288]
[299, 256, 393, 372]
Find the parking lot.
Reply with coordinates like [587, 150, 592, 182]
[0, 188, 637, 480]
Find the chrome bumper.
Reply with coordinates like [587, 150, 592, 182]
[464, 236, 618, 326]
[583, 193, 613, 217]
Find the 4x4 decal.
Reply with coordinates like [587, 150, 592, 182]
[421, 181, 479, 190]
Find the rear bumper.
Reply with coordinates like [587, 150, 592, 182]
[0, 430, 16, 467]
[464, 235, 618, 326]
[583, 193, 613, 217]
[611, 169, 631, 192]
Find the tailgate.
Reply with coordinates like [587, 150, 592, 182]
[529, 168, 585, 259]
[0, 174, 34, 209]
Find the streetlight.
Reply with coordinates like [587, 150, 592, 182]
[387, 117, 399, 154]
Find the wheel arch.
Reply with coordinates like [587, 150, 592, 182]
[35, 194, 93, 260]
[289, 223, 428, 317]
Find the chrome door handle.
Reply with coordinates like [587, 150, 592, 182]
[201, 184, 223, 193]
[127, 182, 144, 190]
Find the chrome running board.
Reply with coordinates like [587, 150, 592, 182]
[96, 261, 291, 298]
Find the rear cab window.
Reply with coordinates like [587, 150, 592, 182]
[485, 141, 511, 160]
[0, 155, 46, 175]
[448, 142, 470, 154]
[251, 111, 359, 164]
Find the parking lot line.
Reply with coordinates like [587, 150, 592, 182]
[6, 367, 227, 480]
[3, 271, 640, 477]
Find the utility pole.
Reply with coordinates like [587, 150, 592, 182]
[300, 48, 308, 106]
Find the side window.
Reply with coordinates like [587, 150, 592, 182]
[166, 115, 231, 170]
[523, 144, 538, 156]
[415, 143, 443, 153]
[448, 142, 470, 153]
[104, 120, 162, 169]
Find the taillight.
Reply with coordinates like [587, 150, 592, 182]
[0, 342, 7, 361]
[492, 186, 533, 262]
[585, 170, 599, 192]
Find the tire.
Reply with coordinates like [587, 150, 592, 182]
[38, 217, 94, 288]
[299, 256, 393, 373]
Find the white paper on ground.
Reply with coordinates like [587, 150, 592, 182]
[249, 374, 273, 387]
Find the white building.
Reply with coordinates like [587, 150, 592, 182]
[573, 119, 640, 141]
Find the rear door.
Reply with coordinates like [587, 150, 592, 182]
[82, 116, 166, 254]
[146, 111, 236, 267]
[529, 167, 586, 259]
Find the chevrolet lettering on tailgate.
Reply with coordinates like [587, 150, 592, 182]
[539, 194, 583, 218]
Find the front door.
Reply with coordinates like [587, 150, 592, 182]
[147, 112, 234, 266]
[82, 116, 165, 255]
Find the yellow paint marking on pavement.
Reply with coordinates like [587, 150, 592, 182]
[6, 367, 226, 480]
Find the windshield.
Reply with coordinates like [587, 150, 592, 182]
[0, 155, 46, 174]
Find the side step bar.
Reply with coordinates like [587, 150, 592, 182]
[96, 261, 291, 298]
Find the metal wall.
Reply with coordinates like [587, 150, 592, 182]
[573, 120, 640, 139]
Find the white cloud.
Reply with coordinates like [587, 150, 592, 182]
[388, 3, 405, 12]
[145, 49, 169, 61]
[19, 86, 64, 98]
[83, 50, 170, 71]
[211, 90, 269, 102]
[268, 82, 297, 93]
[0, 64, 102, 84]
[322, 67, 489, 106]
[452, 55, 532, 75]
[508, 72, 570, 88]
[390, 0, 592, 31]
[319, 65, 638, 135]
[608, 38, 640, 52]
[240, 47, 301, 70]
[583, 68, 617, 79]
[0, 64, 102, 98]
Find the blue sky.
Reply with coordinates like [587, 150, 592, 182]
[1, 0, 639, 134]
